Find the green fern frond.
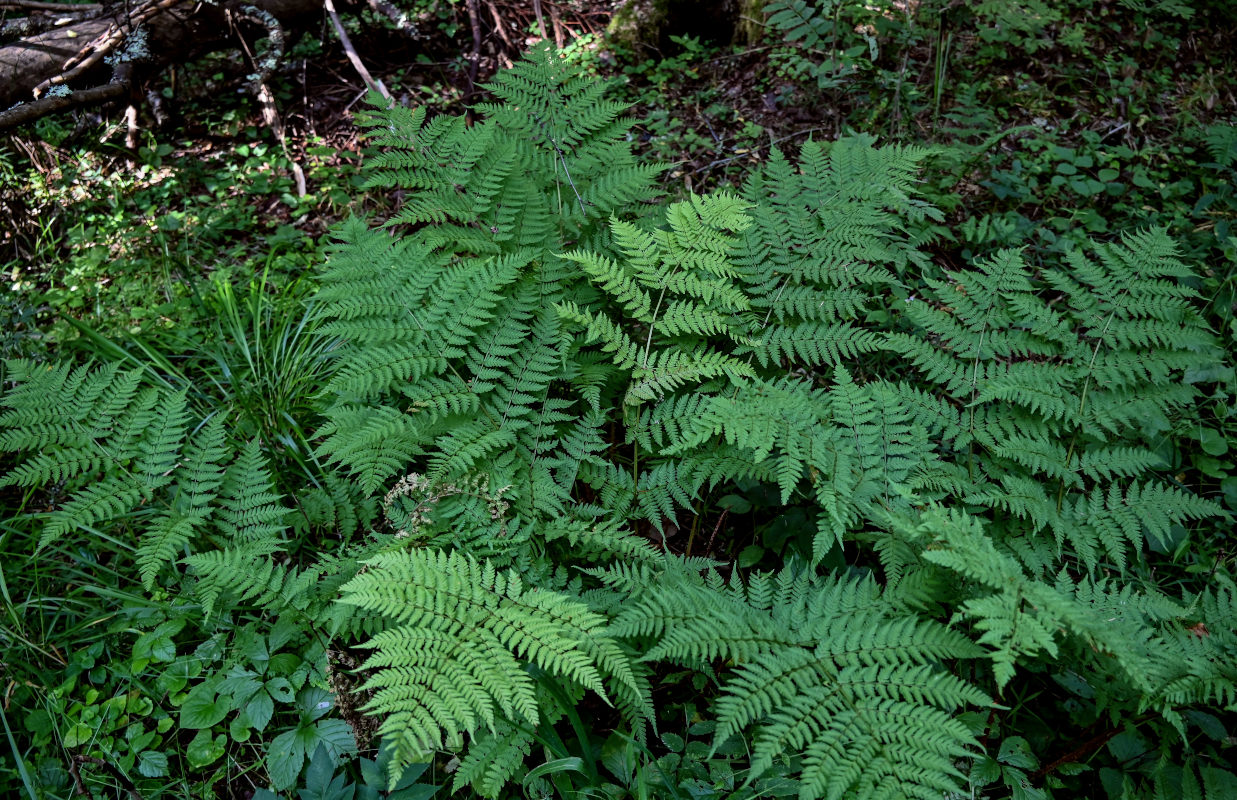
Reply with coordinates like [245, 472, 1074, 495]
[39, 473, 146, 550]
[184, 549, 321, 616]
[451, 724, 534, 798]
[214, 440, 289, 545]
[609, 563, 986, 800]
[316, 405, 425, 495]
[749, 321, 882, 368]
[555, 301, 642, 370]
[339, 549, 643, 781]
[627, 348, 754, 404]
[135, 390, 191, 494]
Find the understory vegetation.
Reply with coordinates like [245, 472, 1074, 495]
[1, 2, 1235, 799]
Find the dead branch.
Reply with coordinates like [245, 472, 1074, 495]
[230, 3, 305, 196]
[366, 0, 417, 38]
[32, 0, 181, 97]
[532, 0, 547, 39]
[0, 0, 101, 9]
[0, 0, 323, 130]
[0, 63, 131, 130]
[463, 0, 481, 108]
[323, 0, 391, 100]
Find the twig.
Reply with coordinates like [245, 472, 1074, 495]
[69, 755, 143, 800]
[549, 1, 564, 48]
[366, 0, 417, 38]
[704, 508, 728, 556]
[485, 0, 514, 68]
[230, 3, 284, 90]
[1100, 121, 1130, 142]
[532, 0, 547, 39]
[1029, 719, 1147, 783]
[229, 6, 305, 195]
[463, 0, 482, 111]
[687, 127, 828, 177]
[323, 0, 391, 101]
[67, 755, 95, 800]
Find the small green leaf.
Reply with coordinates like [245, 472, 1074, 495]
[156, 658, 198, 695]
[180, 683, 233, 729]
[229, 715, 252, 743]
[186, 729, 225, 768]
[138, 751, 169, 777]
[299, 719, 357, 761]
[63, 723, 93, 748]
[971, 755, 1002, 785]
[1199, 428, 1228, 456]
[268, 728, 306, 790]
[247, 690, 275, 732]
[266, 677, 295, 704]
[300, 743, 341, 800]
[737, 545, 764, 568]
[998, 736, 1038, 770]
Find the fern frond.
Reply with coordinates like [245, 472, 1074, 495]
[339, 549, 642, 781]
[749, 321, 882, 368]
[451, 724, 534, 798]
[184, 549, 320, 616]
[214, 440, 289, 546]
[39, 473, 146, 550]
[627, 348, 754, 404]
[316, 405, 425, 495]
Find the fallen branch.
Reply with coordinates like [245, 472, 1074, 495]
[0, 0, 101, 9]
[323, 0, 391, 101]
[366, 0, 417, 38]
[32, 0, 177, 97]
[532, 0, 547, 39]
[230, 3, 305, 195]
[0, 0, 323, 127]
[0, 63, 131, 131]
[463, 0, 481, 110]
[230, 2, 285, 90]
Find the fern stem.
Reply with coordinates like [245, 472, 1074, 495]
[632, 408, 641, 505]
[551, 140, 587, 216]
[966, 323, 988, 483]
[1058, 309, 1118, 510]
[642, 287, 668, 369]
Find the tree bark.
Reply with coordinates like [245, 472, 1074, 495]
[0, 0, 323, 126]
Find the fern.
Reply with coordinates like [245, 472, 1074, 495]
[885, 233, 1224, 570]
[339, 549, 645, 780]
[5, 45, 1232, 800]
[135, 416, 228, 588]
[604, 561, 990, 800]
